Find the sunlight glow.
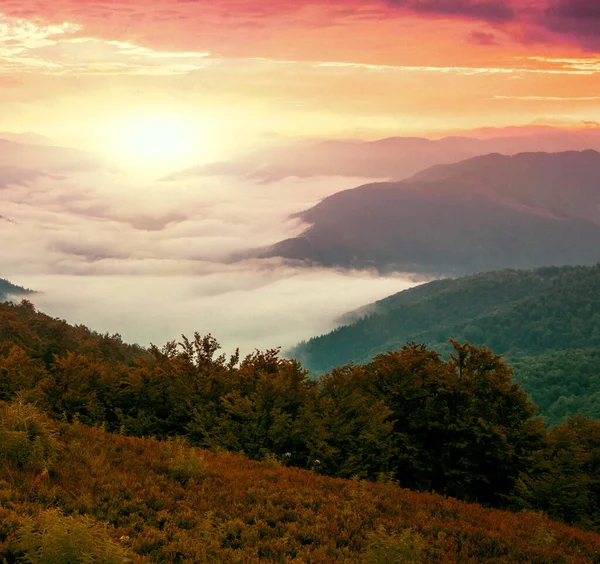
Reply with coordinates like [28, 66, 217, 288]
[96, 112, 222, 176]
[116, 115, 194, 160]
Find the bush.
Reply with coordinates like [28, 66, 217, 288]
[165, 440, 207, 484]
[17, 509, 131, 563]
[0, 399, 61, 471]
[364, 525, 426, 564]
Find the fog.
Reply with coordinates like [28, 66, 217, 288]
[1, 166, 419, 355]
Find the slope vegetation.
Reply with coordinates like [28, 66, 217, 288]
[0, 279, 32, 303]
[1, 412, 600, 563]
[2, 299, 600, 535]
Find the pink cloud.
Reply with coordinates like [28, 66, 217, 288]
[1, 0, 599, 56]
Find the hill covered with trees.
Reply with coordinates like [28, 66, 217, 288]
[1, 298, 600, 541]
[291, 264, 600, 424]
[0, 279, 32, 303]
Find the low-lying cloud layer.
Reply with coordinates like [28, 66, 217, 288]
[0, 163, 415, 354]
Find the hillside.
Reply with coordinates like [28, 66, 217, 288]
[290, 264, 600, 423]
[2, 412, 600, 563]
[261, 151, 600, 275]
[0, 279, 33, 303]
[2, 300, 600, 538]
[0, 299, 146, 366]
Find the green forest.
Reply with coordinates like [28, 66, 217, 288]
[291, 264, 600, 424]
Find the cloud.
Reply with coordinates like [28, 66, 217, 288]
[494, 95, 600, 101]
[2, 0, 600, 73]
[541, 0, 600, 50]
[468, 30, 498, 45]
[581, 120, 600, 129]
[0, 13, 211, 75]
[0, 165, 415, 353]
[0, 167, 48, 188]
[387, 0, 514, 23]
[314, 58, 599, 76]
[23, 267, 415, 355]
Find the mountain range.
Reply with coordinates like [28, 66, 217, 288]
[167, 127, 600, 183]
[259, 150, 600, 275]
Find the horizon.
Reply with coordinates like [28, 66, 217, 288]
[1, 1, 600, 174]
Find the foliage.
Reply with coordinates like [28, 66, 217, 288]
[512, 348, 600, 424]
[510, 415, 600, 529]
[161, 439, 207, 484]
[0, 399, 61, 472]
[0, 300, 146, 366]
[290, 264, 600, 424]
[16, 509, 131, 564]
[1, 301, 600, 532]
[1, 423, 600, 563]
[0, 279, 32, 304]
[356, 341, 545, 505]
[364, 526, 426, 564]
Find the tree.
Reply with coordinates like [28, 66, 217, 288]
[362, 341, 545, 504]
[512, 415, 600, 529]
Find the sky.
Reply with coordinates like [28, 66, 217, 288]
[1, 0, 600, 355]
[0, 0, 599, 170]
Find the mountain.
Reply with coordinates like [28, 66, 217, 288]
[0, 132, 53, 145]
[0, 137, 108, 174]
[166, 128, 600, 183]
[0, 279, 33, 303]
[260, 151, 600, 275]
[289, 264, 600, 423]
[2, 416, 599, 563]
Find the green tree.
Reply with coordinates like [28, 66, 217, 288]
[363, 341, 545, 504]
[512, 415, 600, 528]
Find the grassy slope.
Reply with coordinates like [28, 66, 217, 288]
[1, 424, 600, 563]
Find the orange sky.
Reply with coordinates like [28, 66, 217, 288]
[1, 0, 599, 169]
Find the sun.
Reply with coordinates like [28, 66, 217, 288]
[120, 115, 193, 158]
[106, 112, 204, 173]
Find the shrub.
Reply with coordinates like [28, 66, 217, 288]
[165, 441, 207, 484]
[364, 525, 426, 564]
[0, 399, 61, 471]
[17, 509, 131, 563]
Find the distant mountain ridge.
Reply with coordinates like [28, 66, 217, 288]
[0, 279, 33, 303]
[0, 137, 108, 175]
[166, 128, 600, 183]
[259, 150, 600, 275]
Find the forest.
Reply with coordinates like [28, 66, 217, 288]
[291, 264, 600, 424]
[0, 297, 599, 555]
[0, 279, 32, 304]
